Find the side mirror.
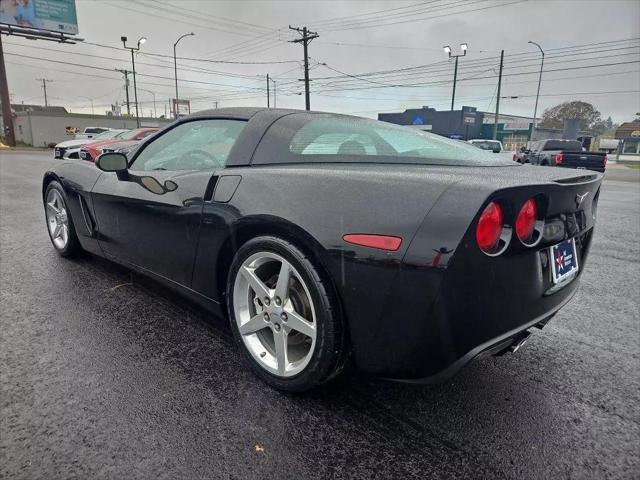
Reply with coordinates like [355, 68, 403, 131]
[96, 152, 128, 172]
[492, 147, 501, 153]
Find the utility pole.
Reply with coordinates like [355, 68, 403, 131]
[289, 26, 318, 111]
[36, 78, 52, 107]
[266, 73, 270, 108]
[0, 34, 16, 146]
[492, 50, 504, 140]
[116, 69, 131, 115]
[528, 41, 545, 141]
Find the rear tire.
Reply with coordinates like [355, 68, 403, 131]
[227, 235, 346, 392]
[44, 181, 81, 257]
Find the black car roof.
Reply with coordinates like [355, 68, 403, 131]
[189, 107, 342, 121]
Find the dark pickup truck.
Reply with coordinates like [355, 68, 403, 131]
[527, 139, 607, 172]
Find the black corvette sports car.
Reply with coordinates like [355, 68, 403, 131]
[42, 108, 602, 391]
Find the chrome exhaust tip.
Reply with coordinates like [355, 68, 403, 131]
[509, 331, 531, 354]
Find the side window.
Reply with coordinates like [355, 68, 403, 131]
[130, 119, 246, 172]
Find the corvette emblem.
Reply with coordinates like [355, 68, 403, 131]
[575, 192, 589, 209]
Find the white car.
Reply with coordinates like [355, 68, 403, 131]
[467, 139, 515, 162]
[54, 129, 129, 159]
[74, 126, 111, 140]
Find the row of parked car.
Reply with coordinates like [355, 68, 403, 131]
[54, 127, 159, 162]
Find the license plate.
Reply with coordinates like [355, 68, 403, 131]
[55, 148, 61, 157]
[550, 238, 579, 284]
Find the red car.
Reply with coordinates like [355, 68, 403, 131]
[79, 128, 159, 162]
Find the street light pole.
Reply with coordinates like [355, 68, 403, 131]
[174, 32, 195, 119]
[444, 43, 467, 111]
[137, 88, 156, 118]
[122, 35, 147, 128]
[528, 40, 544, 141]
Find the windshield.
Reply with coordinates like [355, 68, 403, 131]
[93, 130, 128, 140]
[265, 115, 511, 166]
[470, 140, 501, 152]
[543, 140, 583, 151]
[120, 129, 155, 140]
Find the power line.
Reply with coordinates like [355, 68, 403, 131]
[317, 0, 483, 30]
[102, 0, 266, 39]
[310, 0, 435, 27]
[308, 43, 640, 85]
[319, 0, 526, 31]
[310, 60, 640, 94]
[79, 40, 299, 65]
[147, 0, 276, 34]
[308, 48, 640, 89]
[2, 52, 274, 94]
[3, 40, 268, 80]
[306, 38, 640, 82]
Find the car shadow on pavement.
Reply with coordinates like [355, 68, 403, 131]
[48, 251, 567, 478]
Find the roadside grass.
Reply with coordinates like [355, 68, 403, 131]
[625, 164, 640, 169]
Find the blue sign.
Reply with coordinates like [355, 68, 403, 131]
[412, 116, 424, 125]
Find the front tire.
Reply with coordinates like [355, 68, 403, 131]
[44, 181, 81, 257]
[227, 236, 346, 392]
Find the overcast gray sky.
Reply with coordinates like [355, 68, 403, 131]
[3, 0, 639, 122]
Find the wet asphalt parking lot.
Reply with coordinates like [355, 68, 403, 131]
[1, 151, 639, 479]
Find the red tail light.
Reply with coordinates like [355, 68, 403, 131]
[555, 152, 563, 164]
[516, 198, 537, 242]
[603, 154, 608, 166]
[343, 234, 402, 251]
[476, 202, 503, 252]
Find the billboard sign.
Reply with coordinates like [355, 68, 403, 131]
[0, 0, 78, 34]
[172, 98, 191, 117]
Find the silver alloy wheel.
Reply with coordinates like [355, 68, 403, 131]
[233, 251, 317, 378]
[45, 189, 70, 250]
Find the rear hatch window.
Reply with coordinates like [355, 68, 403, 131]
[253, 113, 515, 167]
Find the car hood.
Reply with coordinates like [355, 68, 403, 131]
[56, 138, 93, 148]
[98, 139, 141, 149]
[83, 138, 125, 149]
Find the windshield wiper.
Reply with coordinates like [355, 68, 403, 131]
[152, 167, 167, 171]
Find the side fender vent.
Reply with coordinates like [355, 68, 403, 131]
[78, 194, 95, 236]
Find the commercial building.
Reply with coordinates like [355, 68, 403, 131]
[379, 105, 539, 150]
[378, 106, 599, 151]
[615, 120, 640, 156]
[3, 104, 172, 147]
[379, 106, 485, 140]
